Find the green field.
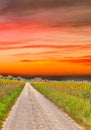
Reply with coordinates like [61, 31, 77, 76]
[0, 79, 25, 129]
[31, 81, 91, 130]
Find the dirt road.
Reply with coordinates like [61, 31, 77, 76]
[2, 83, 83, 130]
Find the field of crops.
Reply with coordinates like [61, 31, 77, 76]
[31, 81, 91, 130]
[0, 79, 25, 129]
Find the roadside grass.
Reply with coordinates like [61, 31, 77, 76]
[31, 82, 91, 130]
[0, 79, 25, 129]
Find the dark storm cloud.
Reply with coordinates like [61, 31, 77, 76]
[0, 0, 91, 27]
[1, 0, 91, 11]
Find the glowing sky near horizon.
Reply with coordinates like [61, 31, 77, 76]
[0, 0, 91, 76]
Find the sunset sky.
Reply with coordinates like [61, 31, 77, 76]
[0, 0, 91, 76]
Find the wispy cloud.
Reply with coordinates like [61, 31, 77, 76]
[20, 60, 33, 62]
[13, 50, 60, 57]
[56, 56, 91, 65]
[20, 58, 91, 66]
[0, 44, 91, 50]
[80, 55, 91, 59]
[61, 59, 91, 63]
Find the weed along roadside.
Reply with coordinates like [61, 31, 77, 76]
[0, 79, 25, 129]
[31, 81, 91, 130]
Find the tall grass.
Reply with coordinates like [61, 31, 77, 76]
[31, 82, 91, 130]
[0, 79, 25, 129]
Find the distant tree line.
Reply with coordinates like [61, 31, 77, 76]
[0, 75, 23, 81]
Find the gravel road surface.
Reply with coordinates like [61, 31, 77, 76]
[2, 83, 83, 130]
